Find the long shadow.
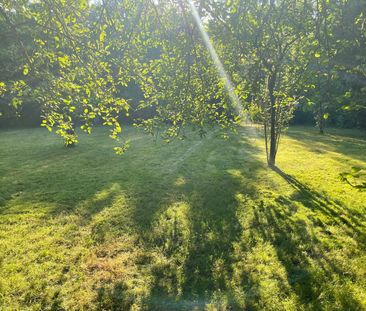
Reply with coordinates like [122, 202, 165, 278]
[219, 163, 365, 309]
[260, 166, 366, 309]
[247, 197, 364, 310]
[272, 166, 366, 245]
[60, 130, 364, 310]
[86, 127, 264, 310]
[256, 202, 321, 306]
[137, 128, 264, 308]
[0, 125, 262, 309]
[3, 126, 365, 310]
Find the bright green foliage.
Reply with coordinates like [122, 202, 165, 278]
[0, 125, 365, 310]
[0, 0, 153, 148]
[0, 0, 236, 149]
[1, 0, 365, 161]
[204, 0, 312, 164]
[299, 0, 366, 131]
[135, 2, 237, 141]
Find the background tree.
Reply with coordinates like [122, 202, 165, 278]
[204, 0, 311, 166]
[301, 0, 366, 132]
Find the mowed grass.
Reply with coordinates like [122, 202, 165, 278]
[0, 125, 365, 310]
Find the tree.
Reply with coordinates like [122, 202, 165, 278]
[1, 0, 150, 151]
[333, 0, 366, 125]
[301, 0, 366, 132]
[0, 0, 364, 163]
[0, 1, 37, 123]
[0, 0, 237, 150]
[204, 0, 311, 166]
[135, 0, 238, 141]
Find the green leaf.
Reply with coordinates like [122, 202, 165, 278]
[99, 30, 106, 43]
[58, 55, 70, 68]
[23, 67, 29, 76]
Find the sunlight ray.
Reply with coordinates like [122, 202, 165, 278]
[187, 0, 245, 118]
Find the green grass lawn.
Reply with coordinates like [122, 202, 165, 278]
[0, 125, 365, 310]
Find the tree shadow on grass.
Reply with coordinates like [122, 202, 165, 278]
[272, 166, 366, 247]
[134, 130, 264, 306]
[257, 166, 366, 310]
[44, 129, 366, 310]
[222, 161, 366, 310]
[2, 126, 365, 310]
[91, 129, 265, 310]
[246, 198, 364, 310]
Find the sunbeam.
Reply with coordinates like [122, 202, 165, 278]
[187, 0, 245, 119]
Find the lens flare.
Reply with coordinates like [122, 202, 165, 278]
[187, 0, 244, 118]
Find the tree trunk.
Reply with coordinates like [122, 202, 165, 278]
[268, 73, 277, 167]
[318, 102, 324, 134]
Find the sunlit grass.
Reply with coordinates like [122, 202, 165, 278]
[0, 125, 365, 310]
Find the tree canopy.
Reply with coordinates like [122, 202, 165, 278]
[0, 0, 365, 164]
